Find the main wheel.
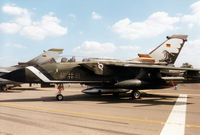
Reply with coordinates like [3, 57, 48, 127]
[56, 94, 64, 101]
[132, 90, 141, 99]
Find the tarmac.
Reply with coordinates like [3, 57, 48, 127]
[0, 83, 200, 135]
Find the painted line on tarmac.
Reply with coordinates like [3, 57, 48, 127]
[0, 101, 199, 128]
[160, 94, 187, 135]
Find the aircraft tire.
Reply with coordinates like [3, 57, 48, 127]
[56, 94, 64, 101]
[132, 90, 141, 99]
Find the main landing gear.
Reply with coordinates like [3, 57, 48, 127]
[131, 90, 141, 99]
[56, 84, 64, 101]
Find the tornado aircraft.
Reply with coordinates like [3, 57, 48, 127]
[2, 34, 200, 100]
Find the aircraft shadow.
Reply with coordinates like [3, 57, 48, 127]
[0, 88, 47, 93]
[11, 87, 37, 90]
[0, 92, 192, 106]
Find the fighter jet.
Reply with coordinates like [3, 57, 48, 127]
[0, 48, 63, 91]
[2, 34, 200, 101]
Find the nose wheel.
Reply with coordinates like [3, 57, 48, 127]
[56, 84, 64, 101]
[56, 94, 64, 101]
[131, 90, 141, 99]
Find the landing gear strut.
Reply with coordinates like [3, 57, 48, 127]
[131, 90, 141, 99]
[56, 84, 64, 101]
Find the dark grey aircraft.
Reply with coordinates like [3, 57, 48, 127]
[0, 48, 63, 91]
[2, 34, 200, 100]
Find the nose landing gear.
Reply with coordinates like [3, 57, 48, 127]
[56, 84, 64, 101]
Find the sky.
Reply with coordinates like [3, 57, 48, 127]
[0, 0, 200, 67]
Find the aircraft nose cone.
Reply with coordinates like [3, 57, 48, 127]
[1, 68, 26, 83]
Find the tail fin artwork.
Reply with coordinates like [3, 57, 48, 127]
[18, 48, 63, 66]
[129, 34, 188, 65]
[149, 34, 188, 65]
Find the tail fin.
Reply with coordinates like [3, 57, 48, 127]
[18, 48, 63, 66]
[149, 34, 188, 65]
